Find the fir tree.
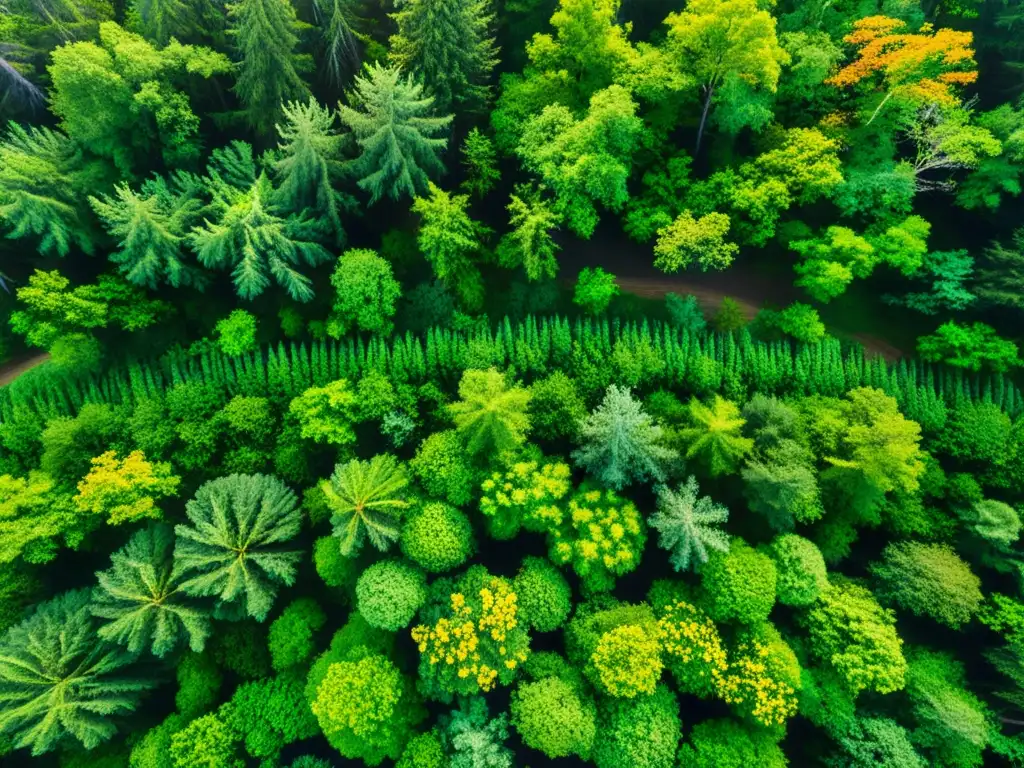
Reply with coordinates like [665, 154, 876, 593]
[229, 0, 312, 134]
[0, 590, 156, 756]
[91, 524, 210, 659]
[272, 98, 351, 246]
[496, 186, 561, 281]
[173, 474, 303, 621]
[190, 142, 331, 302]
[321, 454, 411, 557]
[460, 128, 501, 198]
[389, 0, 498, 111]
[573, 384, 678, 489]
[316, 0, 364, 88]
[89, 173, 209, 290]
[133, 0, 192, 45]
[338, 62, 453, 204]
[448, 368, 532, 456]
[649, 476, 730, 572]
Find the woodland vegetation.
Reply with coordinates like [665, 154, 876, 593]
[1, 0, 1024, 766]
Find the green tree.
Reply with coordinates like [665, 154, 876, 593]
[174, 474, 302, 621]
[664, 0, 787, 152]
[176, 651, 222, 717]
[410, 431, 476, 506]
[356, 559, 427, 631]
[528, 371, 586, 441]
[168, 712, 242, 768]
[439, 696, 514, 767]
[654, 211, 739, 273]
[289, 379, 358, 446]
[461, 128, 501, 198]
[872, 542, 983, 628]
[917, 321, 1020, 372]
[957, 103, 1024, 211]
[92, 523, 210, 657]
[573, 267, 618, 313]
[513, 556, 572, 632]
[764, 534, 828, 607]
[678, 718, 787, 768]
[791, 226, 876, 302]
[133, 0, 194, 45]
[592, 684, 681, 768]
[650, 476, 730, 572]
[223, 674, 318, 759]
[0, 590, 156, 756]
[339, 62, 453, 204]
[90, 173, 208, 289]
[401, 501, 474, 573]
[573, 384, 678, 489]
[268, 598, 326, 671]
[0, 472, 76, 567]
[389, 0, 497, 110]
[327, 248, 401, 336]
[517, 85, 643, 237]
[229, 0, 311, 134]
[510, 676, 596, 759]
[496, 187, 561, 281]
[214, 310, 258, 356]
[679, 396, 754, 477]
[764, 302, 826, 343]
[700, 538, 777, 625]
[272, 98, 350, 246]
[412, 183, 487, 309]
[189, 143, 332, 302]
[832, 717, 925, 768]
[448, 368, 532, 457]
[48, 22, 231, 173]
[321, 454, 411, 557]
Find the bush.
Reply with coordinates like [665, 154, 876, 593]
[511, 676, 596, 759]
[356, 560, 428, 631]
[513, 557, 572, 632]
[401, 502, 474, 573]
[574, 267, 619, 314]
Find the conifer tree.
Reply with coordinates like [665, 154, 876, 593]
[317, 0, 364, 88]
[90, 173, 208, 290]
[190, 142, 332, 302]
[389, 0, 498, 111]
[0, 590, 156, 755]
[496, 187, 561, 281]
[321, 454, 411, 556]
[173, 474, 302, 621]
[132, 0, 192, 45]
[460, 128, 501, 198]
[650, 476, 730, 572]
[411, 183, 487, 308]
[229, 0, 312, 134]
[272, 98, 351, 246]
[92, 523, 211, 658]
[448, 368, 532, 456]
[679, 395, 754, 476]
[338, 62, 453, 204]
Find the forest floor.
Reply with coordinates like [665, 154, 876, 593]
[0, 352, 50, 387]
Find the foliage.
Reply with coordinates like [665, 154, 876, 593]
[449, 369, 531, 457]
[510, 676, 596, 759]
[214, 311, 258, 357]
[173, 474, 302, 621]
[573, 267, 619, 314]
[268, 598, 326, 672]
[700, 538, 777, 625]
[356, 560, 427, 631]
[496, 188, 561, 281]
[75, 450, 179, 526]
[168, 712, 242, 768]
[410, 431, 476, 507]
[222, 673, 318, 759]
[679, 395, 754, 477]
[401, 502, 474, 573]
[412, 183, 487, 310]
[322, 455, 410, 557]
[289, 380, 358, 446]
[175, 651, 221, 718]
[917, 321, 1020, 372]
[677, 718, 787, 768]
[437, 696, 514, 768]
[650, 476, 729, 572]
[513, 556, 572, 631]
[592, 683, 681, 768]
[461, 129, 500, 198]
[589, 623, 663, 697]
[328, 249, 401, 337]
[654, 211, 739, 273]
[765, 534, 828, 606]
[872, 541, 983, 628]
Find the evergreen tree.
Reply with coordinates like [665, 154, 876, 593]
[317, 0, 363, 88]
[0, 590, 156, 756]
[229, 0, 312, 134]
[496, 186, 561, 281]
[460, 128, 501, 198]
[89, 173, 208, 290]
[448, 368, 532, 456]
[327, 248, 402, 336]
[389, 0, 498, 111]
[321, 454, 411, 557]
[411, 183, 488, 308]
[92, 523, 211, 657]
[132, 0, 192, 45]
[679, 395, 754, 476]
[272, 98, 351, 246]
[573, 384, 678, 489]
[338, 62, 453, 204]
[190, 142, 332, 302]
[650, 476, 730, 572]
[173, 474, 303, 621]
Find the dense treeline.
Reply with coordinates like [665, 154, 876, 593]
[2, 0, 1024, 766]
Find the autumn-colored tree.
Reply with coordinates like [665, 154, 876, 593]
[75, 451, 181, 526]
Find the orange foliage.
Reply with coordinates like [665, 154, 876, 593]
[827, 17, 977, 108]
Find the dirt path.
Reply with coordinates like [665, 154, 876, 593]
[0, 353, 50, 387]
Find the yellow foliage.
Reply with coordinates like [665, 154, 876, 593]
[75, 450, 180, 526]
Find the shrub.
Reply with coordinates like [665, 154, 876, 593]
[573, 267, 618, 314]
[215, 310, 258, 357]
[356, 560, 428, 631]
[401, 502, 474, 573]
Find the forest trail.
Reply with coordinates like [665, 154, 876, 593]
[0, 353, 50, 386]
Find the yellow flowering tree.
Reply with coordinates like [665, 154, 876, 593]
[716, 638, 799, 727]
[546, 487, 646, 593]
[74, 450, 180, 526]
[658, 600, 728, 697]
[411, 573, 531, 698]
[589, 623, 663, 698]
[478, 459, 572, 539]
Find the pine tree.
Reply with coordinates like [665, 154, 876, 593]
[317, 0, 364, 88]
[650, 476, 730, 572]
[321, 454, 411, 556]
[90, 172, 209, 289]
[411, 183, 487, 309]
[0, 123, 98, 257]
[679, 395, 754, 476]
[229, 0, 312, 134]
[338, 62, 453, 204]
[173, 474, 302, 621]
[190, 142, 332, 302]
[496, 186, 561, 281]
[448, 368, 532, 456]
[389, 0, 498, 111]
[272, 98, 351, 246]
[0, 590, 157, 756]
[572, 384, 678, 489]
[92, 523, 211, 657]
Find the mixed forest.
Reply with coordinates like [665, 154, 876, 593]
[2, 0, 1024, 766]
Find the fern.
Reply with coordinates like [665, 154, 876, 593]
[92, 523, 212, 657]
[0, 589, 156, 756]
[649, 476, 730, 572]
[322, 454, 410, 556]
[173, 474, 302, 621]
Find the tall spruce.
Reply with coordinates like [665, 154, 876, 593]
[229, 0, 311, 134]
[338, 62, 453, 203]
[389, 0, 498, 111]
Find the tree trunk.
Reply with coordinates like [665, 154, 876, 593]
[695, 84, 715, 155]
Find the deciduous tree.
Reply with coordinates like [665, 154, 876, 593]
[321, 454, 410, 557]
[653, 211, 738, 273]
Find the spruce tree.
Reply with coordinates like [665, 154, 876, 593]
[338, 62, 453, 204]
[496, 186, 561, 281]
[92, 523, 211, 657]
[0, 590, 157, 755]
[411, 183, 487, 309]
[317, 0, 364, 88]
[173, 474, 303, 621]
[229, 0, 312, 134]
[132, 0, 191, 45]
[389, 0, 498, 111]
[322, 454, 411, 557]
